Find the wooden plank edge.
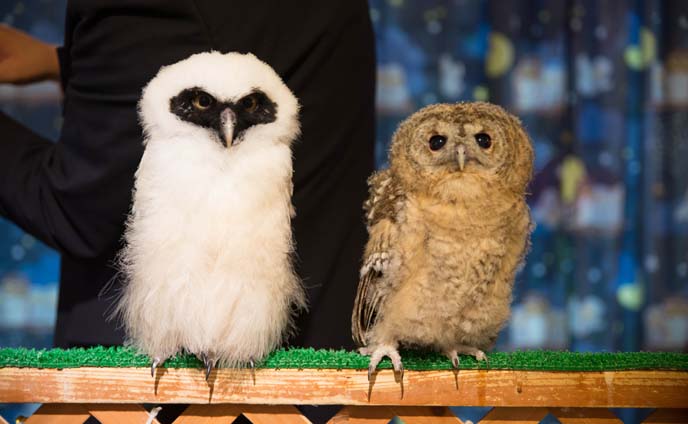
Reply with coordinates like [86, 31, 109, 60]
[642, 408, 688, 423]
[88, 404, 161, 424]
[0, 367, 686, 408]
[24, 404, 91, 424]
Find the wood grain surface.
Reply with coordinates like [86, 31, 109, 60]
[1, 367, 686, 408]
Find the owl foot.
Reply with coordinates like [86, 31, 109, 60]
[199, 352, 216, 380]
[362, 344, 403, 381]
[445, 345, 488, 368]
[150, 357, 163, 378]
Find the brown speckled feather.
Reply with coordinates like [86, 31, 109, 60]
[352, 169, 404, 346]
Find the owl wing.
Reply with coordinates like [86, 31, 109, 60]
[352, 169, 404, 346]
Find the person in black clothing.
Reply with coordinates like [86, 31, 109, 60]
[0, 2, 374, 353]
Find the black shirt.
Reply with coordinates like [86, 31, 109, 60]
[0, 0, 375, 349]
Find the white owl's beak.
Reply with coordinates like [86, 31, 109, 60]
[457, 144, 466, 171]
[220, 108, 236, 147]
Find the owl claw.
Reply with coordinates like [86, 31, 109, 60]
[446, 346, 488, 368]
[200, 353, 214, 380]
[365, 344, 403, 382]
[151, 357, 161, 377]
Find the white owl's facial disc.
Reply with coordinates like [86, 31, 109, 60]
[169, 87, 277, 147]
[139, 51, 300, 149]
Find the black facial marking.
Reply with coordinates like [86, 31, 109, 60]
[170, 87, 224, 141]
[232, 90, 278, 141]
[169, 87, 278, 147]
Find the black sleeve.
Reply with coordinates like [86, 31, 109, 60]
[0, 1, 215, 259]
[0, 6, 136, 258]
[0, 112, 131, 258]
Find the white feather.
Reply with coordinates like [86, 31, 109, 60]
[115, 52, 305, 367]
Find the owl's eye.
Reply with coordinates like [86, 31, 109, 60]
[429, 135, 447, 151]
[475, 133, 492, 149]
[192, 92, 214, 110]
[240, 94, 259, 113]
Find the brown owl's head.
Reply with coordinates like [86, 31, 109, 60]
[389, 102, 533, 199]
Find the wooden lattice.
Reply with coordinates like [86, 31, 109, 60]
[18, 404, 688, 423]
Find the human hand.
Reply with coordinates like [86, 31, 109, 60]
[0, 24, 60, 85]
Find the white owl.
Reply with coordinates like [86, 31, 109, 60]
[115, 52, 305, 379]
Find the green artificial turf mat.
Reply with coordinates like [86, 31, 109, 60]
[0, 346, 686, 371]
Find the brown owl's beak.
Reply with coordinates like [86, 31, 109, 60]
[457, 144, 466, 171]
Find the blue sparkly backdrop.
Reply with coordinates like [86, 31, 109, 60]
[370, 0, 688, 354]
[0, 0, 64, 350]
[1, 0, 687, 355]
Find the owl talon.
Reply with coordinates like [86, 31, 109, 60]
[446, 350, 462, 369]
[200, 353, 214, 380]
[365, 344, 403, 382]
[473, 349, 488, 366]
[447, 346, 488, 368]
[151, 357, 161, 377]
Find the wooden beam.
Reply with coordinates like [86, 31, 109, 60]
[173, 404, 241, 423]
[327, 406, 395, 423]
[87, 404, 160, 424]
[391, 406, 463, 423]
[240, 405, 312, 424]
[173, 404, 311, 424]
[643, 409, 688, 424]
[480, 407, 549, 423]
[1, 367, 686, 408]
[24, 404, 90, 424]
[328, 406, 464, 423]
[549, 407, 622, 423]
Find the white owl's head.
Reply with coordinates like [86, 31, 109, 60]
[139, 51, 299, 149]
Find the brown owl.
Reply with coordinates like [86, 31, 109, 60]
[352, 102, 534, 380]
